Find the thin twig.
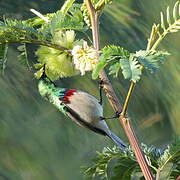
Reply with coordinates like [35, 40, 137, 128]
[85, 0, 154, 179]
[30, 9, 49, 22]
[121, 81, 135, 116]
[0, 40, 70, 53]
[155, 169, 161, 180]
[85, 0, 122, 112]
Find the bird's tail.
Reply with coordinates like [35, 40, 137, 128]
[108, 132, 127, 150]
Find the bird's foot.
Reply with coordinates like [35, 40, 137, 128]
[100, 111, 121, 120]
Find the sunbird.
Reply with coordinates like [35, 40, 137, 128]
[38, 77, 126, 150]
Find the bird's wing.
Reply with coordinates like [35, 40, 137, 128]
[64, 105, 107, 136]
[58, 89, 108, 136]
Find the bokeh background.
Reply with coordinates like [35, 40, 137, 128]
[0, 0, 179, 179]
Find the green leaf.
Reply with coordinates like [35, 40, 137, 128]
[50, 4, 87, 36]
[161, 2, 180, 31]
[149, 2, 180, 50]
[108, 62, 121, 77]
[157, 140, 180, 179]
[17, 43, 30, 69]
[82, 140, 180, 180]
[34, 63, 44, 69]
[120, 57, 142, 82]
[135, 50, 170, 73]
[82, 146, 138, 180]
[92, 59, 107, 79]
[24, 12, 54, 27]
[60, 0, 76, 15]
[25, 17, 48, 27]
[92, 45, 130, 79]
[34, 67, 44, 79]
[100, 45, 130, 61]
[0, 43, 8, 75]
[107, 157, 138, 180]
[0, 19, 51, 45]
[0, 18, 67, 52]
[158, 162, 174, 180]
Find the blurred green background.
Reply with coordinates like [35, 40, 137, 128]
[0, 0, 179, 179]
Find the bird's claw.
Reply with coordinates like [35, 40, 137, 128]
[100, 111, 121, 121]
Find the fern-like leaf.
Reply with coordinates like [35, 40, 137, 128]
[149, 1, 180, 50]
[120, 57, 142, 82]
[100, 45, 130, 60]
[157, 140, 180, 179]
[160, 1, 180, 32]
[0, 43, 8, 75]
[107, 156, 139, 180]
[92, 45, 130, 79]
[135, 50, 170, 73]
[0, 19, 47, 44]
[108, 62, 121, 77]
[17, 43, 31, 69]
[60, 0, 76, 15]
[0, 19, 67, 51]
[24, 13, 53, 27]
[92, 59, 107, 79]
[82, 146, 136, 180]
[82, 141, 180, 180]
[50, 4, 87, 36]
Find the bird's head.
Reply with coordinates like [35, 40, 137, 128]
[38, 78, 55, 100]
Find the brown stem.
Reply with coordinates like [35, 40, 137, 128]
[121, 117, 154, 180]
[99, 70, 123, 112]
[85, 0, 154, 179]
[85, 0, 99, 49]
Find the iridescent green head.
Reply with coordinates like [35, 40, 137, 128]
[38, 78, 55, 99]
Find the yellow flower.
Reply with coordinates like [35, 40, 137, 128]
[72, 41, 98, 75]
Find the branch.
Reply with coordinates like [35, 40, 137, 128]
[85, 0, 122, 112]
[85, 0, 154, 179]
[0, 40, 69, 53]
[121, 81, 135, 116]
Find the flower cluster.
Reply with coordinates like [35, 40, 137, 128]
[71, 41, 98, 75]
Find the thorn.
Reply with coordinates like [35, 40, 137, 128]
[30, 9, 49, 22]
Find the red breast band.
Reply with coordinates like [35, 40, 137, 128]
[63, 89, 76, 102]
